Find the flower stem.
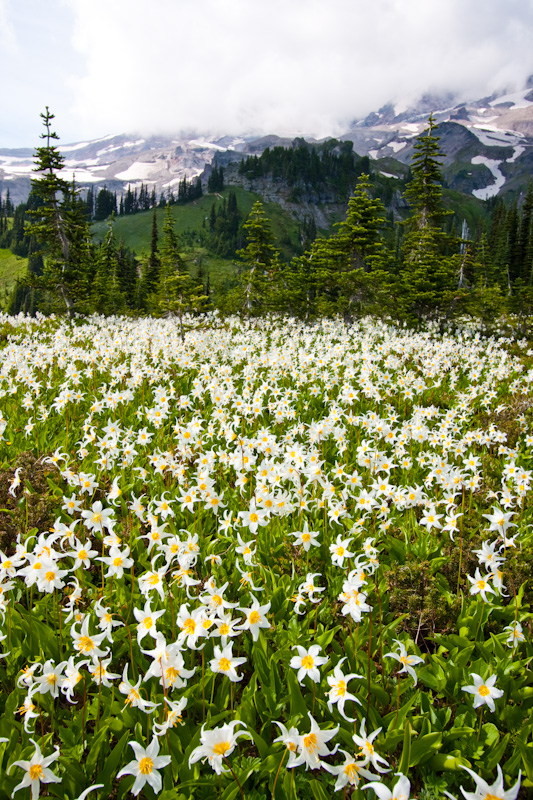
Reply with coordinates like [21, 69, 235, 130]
[224, 758, 246, 800]
[271, 748, 288, 799]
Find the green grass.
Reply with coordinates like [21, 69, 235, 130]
[91, 188, 307, 283]
[0, 249, 27, 308]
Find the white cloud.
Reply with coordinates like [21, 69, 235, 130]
[3, 0, 533, 146]
[0, 0, 18, 54]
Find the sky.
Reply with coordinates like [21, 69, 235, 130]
[1, 0, 533, 149]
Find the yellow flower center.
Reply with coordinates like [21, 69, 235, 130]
[303, 733, 318, 752]
[45, 571, 56, 582]
[113, 557, 123, 567]
[301, 655, 314, 669]
[166, 667, 179, 683]
[344, 763, 360, 781]
[213, 594, 223, 606]
[139, 757, 153, 775]
[219, 658, 231, 672]
[126, 688, 140, 705]
[249, 610, 261, 625]
[213, 741, 231, 756]
[79, 549, 87, 559]
[479, 685, 490, 697]
[29, 764, 44, 780]
[337, 680, 346, 696]
[78, 635, 94, 652]
[144, 617, 153, 629]
[249, 513, 258, 523]
[184, 618, 196, 635]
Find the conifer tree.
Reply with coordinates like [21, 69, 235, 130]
[26, 107, 92, 315]
[291, 174, 391, 318]
[235, 201, 280, 314]
[139, 208, 160, 306]
[150, 205, 207, 340]
[398, 115, 456, 322]
[91, 218, 126, 314]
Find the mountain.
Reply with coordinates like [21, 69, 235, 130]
[1, 84, 532, 206]
[340, 86, 533, 199]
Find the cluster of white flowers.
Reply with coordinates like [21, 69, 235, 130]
[0, 312, 530, 797]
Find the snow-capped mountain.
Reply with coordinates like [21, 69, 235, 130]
[340, 84, 533, 200]
[1, 83, 532, 205]
[0, 132, 258, 205]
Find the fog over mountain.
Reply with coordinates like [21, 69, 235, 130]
[1, 0, 533, 148]
[1, 82, 533, 206]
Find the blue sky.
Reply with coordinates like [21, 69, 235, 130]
[1, 0, 533, 148]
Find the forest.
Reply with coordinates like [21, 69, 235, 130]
[1, 108, 532, 328]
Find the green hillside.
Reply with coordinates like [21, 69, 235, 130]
[91, 187, 306, 291]
[0, 249, 27, 309]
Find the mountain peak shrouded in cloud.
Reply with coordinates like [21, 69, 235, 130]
[1, 0, 533, 147]
[2, 82, 533, 207]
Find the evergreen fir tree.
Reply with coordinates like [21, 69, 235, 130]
[150, 205, 207, 340]
[235, 201, 280, 314]
[398, 115, 457, 322]
[25, 108, 92, 315]
[91, 218, 125, 314]
[139, 208, 160, 305]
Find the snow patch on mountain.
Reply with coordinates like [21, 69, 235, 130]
[507, 146, 526, 163]
[489, 89, 533, 109]
[388, 141, 407, 153]
[471, 156, 506, 199]
[188, 139, 227, 151]
[469, 125, 524, 148]
[59, 168, 102, 183]
[60, 141, 91, 152]
[115, 162, 158, 181]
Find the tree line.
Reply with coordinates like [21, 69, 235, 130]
[3, 108, 533, 327]
[238, 139, 370, 202]
[224, 116, 533, 326]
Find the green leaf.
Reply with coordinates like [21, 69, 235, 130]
[454, 645, 475, 667]
[286, 669, 308, 719]
[397, 721, 411, 775]
[486, 733, 510, 772]
[94, 730, 129, 793]
[515, 739, 533, 781]
[310, 778, 331, 800]
[409, 732, 442, 766]
[430, 753, 471, 771]
[85, 724, 111, 778]
[369, 681, 390, 706]
[220, 767, 255, 800]
[480, 722, 499, 749]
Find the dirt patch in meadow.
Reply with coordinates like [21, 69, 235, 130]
[0, 450, 57, 550]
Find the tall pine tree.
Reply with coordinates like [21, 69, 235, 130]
[398, 115, 456, 322]
[26, 108, 92, 315]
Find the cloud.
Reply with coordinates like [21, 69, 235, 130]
[0, 0, 18, 54]
[63, 0, 533, 140]
[3, 0, 533, 146]
[0, 0, 84, 147]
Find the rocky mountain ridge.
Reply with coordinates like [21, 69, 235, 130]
[1, 84, 532, 206]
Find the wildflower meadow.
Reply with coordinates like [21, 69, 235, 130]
[0, 311, 531, 800]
